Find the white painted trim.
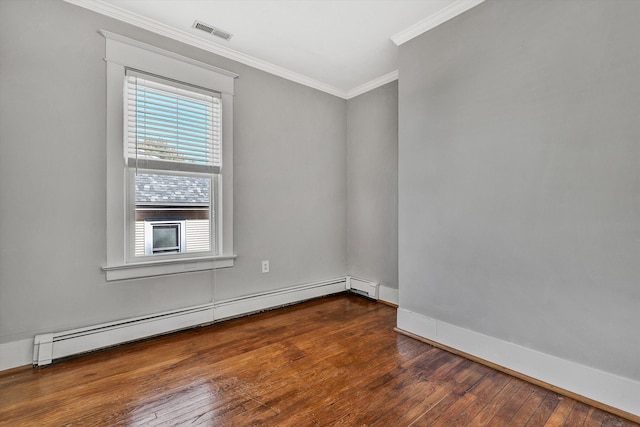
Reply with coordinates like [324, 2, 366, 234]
[25, 278, 346, 368]
[215, 278, 347, 321]
[397, 308, 640, 417]
[391, 0, 485, 45]
[345, 70, 398, 99]
[102, 255, 237, 281]
[344, 276, 398, 305]
[101, 29, 236, 95]
[346, 276, 379, 299]
[99, 29, 238, 78]
[34, 305, 215, 366]
[378, 286, 399, 306]
[0, 338, 33, 371]
[64, 0, 347, 98]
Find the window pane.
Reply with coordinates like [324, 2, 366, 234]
[135, 173, 210, 206]
[125, 73, 222, 172]
[153, 225, 179, 252]
[135, 172, 212, 256]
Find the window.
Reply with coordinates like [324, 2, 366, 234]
[144, 220, 186, 255]
[101, 31, 237, 281]
[126, 71, 218, 260]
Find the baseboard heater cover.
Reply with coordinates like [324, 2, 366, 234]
[32, 277, 346, 366]
[33, 304, 214, 366]
[346, 276, 379, 300]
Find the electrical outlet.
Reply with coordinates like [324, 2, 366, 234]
[261, 260, 269, 273]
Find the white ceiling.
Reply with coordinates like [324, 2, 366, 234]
[67, 0, 484, 98]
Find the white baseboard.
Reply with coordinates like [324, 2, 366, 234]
[23, 277, 346, 368]
[397, 308, 640, 418]
[214, 278, 346, 321]
[0, 338, 34, 371]
[379, 286, 398, 305]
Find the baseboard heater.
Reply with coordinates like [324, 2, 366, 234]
[33, 277, 347, 366]
[33, 304, 215, 366]
[346, 276, 379, 300]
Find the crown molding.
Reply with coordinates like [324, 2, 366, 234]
[345, 70, 399, 100]
[64, 0, 348, 98]
[391, 0, 485, 46]
[64, 0, 483, 99]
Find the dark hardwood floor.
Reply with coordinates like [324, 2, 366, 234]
[0, 293, 636, 426]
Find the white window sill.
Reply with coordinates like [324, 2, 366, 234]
[102, 255, 237, 281]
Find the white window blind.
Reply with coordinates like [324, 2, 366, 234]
[125, 69, 222, 174]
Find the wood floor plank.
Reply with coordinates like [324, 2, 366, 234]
[389, 383, 454, 426]
[467, 378, 525, 426]
[366, 357, 467, 425]
[429, 390, 479, 426]
[563, 401, 593, 426]
[583, 406, 610, 427]
[509, 388, 546, 426]
[437, 370, 513, 426]
[525, 393, 563, 426]
[485, 381, 536, 426]
[544, 396, 579, 426]
[0, 294, 636, 427]
[409, 389, 468, 426]
[364, 350, 472, 426]
[468, 369, 512, 404]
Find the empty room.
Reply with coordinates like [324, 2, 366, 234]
[1, 0, 639, 425]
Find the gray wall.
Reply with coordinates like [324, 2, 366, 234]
[347, 82, 398, 289]
[399, 0, 640, 380]
[0, 0, 347, 344]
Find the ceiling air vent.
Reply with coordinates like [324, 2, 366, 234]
[193, 20, 233, 41]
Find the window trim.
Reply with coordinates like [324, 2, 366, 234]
[101, 30, 237, 281]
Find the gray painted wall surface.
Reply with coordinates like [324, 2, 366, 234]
[399, 0, 640, 380]
[347, 82, 398, 289]
[0, 0, 346, 343]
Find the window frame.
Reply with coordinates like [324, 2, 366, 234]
[101, 30, 237, 281]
